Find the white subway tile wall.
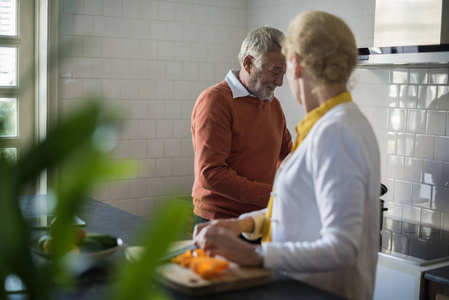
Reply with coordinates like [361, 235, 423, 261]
[354, 66, 449, 230]
[60, 0, 449, 229]
[60, 0, 247, 216]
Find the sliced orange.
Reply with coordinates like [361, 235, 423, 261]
[171, 249, 193, 267]
[192, 248, 206, 257]
[189, 256, 229, 279]
[171, 249, 229, 278]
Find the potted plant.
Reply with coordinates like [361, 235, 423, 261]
[0, 101, 188, 300]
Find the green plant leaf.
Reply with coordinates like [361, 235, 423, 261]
[50, 147, 135, 283]
[110, 200, 189, 300]
[1, 94, 184, 300]
[0, 102, 130, 298]
[16, 101, 117, 190]
[0, 158, 49, 300]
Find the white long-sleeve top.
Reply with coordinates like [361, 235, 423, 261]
[241, 102, 380, 300]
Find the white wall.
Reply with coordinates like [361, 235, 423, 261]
[59, 0, 449, 231]
[248, 0, 449, 230]
[59, 0, 247, 216]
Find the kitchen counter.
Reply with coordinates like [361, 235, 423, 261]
[424, 266, 449, 299]
[31, 276, 345, 300]
[9, 195, 345, 300]
[164, 278, 345, 300]
[425, 265, 449, 286]
[374, 218, 449, 300]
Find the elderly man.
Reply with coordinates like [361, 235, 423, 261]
[191, 26, 292, 228]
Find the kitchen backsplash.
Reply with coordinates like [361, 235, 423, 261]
[352, 66, 449, 230]
[272, 65, 449, 230]
[59, 0, 449, 230]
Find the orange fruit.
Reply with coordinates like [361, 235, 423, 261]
[42, 236, 79, 255]
[171, 249, 229, 278]
[50, 217, 86, 245]
[73, 227, 86, 245]
[189, 257, 229, 278]
[43, 237, 54, 254]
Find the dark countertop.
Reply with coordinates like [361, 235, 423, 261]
[19, 194, 145, 245]
[424, 265, 449, 299]
[10, 195, 345, 300]
[425, 266, 449, 286]
[165, 280, 345, 300]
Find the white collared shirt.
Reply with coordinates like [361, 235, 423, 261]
[225, 69, 273, 102]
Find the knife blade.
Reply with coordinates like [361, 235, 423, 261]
[160, 241, 198, 262]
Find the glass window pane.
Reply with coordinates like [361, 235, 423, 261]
[0, 147, 16, 165]
[0, 97, 17, 136]
[0, 46, 16, 86]
[0, 0, 17, 36]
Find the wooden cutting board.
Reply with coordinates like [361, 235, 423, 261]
[126, 241, 271, 296]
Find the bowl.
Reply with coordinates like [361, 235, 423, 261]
[30, 233, 123, 260]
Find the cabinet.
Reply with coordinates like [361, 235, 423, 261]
[373, 254, 449, 300]
[374, 258, 422, 300]
[424, 266, 449, 300]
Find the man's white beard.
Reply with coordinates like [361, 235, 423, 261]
[247, 69, 275, 100]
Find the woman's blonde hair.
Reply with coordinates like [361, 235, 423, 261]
[282, 11, 357, 86]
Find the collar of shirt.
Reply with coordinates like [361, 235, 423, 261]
[291, 91, 352, 152]
[225, 69, 273, 102]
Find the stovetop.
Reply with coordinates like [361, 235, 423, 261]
[380, 218, 449, 266]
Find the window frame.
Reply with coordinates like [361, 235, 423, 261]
[0, 0, 35, 161]
[0, 0, 59, 194]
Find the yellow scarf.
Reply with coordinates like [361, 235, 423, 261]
[261, 91, 352, 242]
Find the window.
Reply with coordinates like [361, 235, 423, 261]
[0, 0, 35, 184]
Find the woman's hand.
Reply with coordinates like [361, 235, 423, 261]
[193, 223, 262, 267]
[193, 218, 242, 238]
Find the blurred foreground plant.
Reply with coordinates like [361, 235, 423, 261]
[0, 102, 187, 300]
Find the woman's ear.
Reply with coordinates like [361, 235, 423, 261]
[287, 55, 301, 80]
[292, 56, 302, 78]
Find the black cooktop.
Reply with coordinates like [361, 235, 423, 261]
[380, 218, 449, 266]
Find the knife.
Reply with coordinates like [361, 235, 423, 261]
[160, 241, 198, 262]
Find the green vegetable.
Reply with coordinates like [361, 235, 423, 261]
[85, 233, 117, 249]
[78, 238, 103, 252]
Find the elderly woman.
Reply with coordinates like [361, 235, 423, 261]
[194, 10, 380, 300]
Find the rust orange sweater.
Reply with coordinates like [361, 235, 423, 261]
[191, 80, 292, 219]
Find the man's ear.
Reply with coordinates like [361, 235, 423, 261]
[243, 55, 254, 73]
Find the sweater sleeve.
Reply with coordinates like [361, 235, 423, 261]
[192, 90, 272, 207]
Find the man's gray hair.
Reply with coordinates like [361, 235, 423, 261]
[238, 26, 285, 68]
